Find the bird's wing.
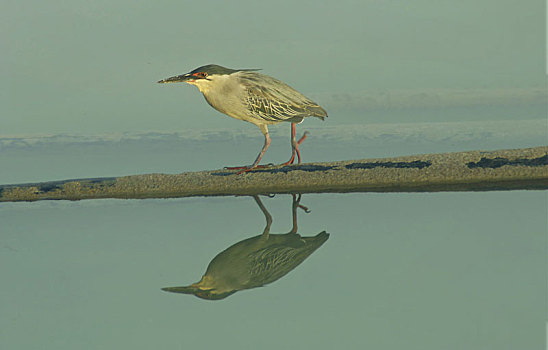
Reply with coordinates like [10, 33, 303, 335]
[239, 73, 327, 123]
[246, 245, 305, 285]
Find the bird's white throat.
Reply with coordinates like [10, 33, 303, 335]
[188, 74, 232, 94]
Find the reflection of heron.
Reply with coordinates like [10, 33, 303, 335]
[162, 195, 329, 300]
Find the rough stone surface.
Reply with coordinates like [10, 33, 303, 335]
[1, 146, 546, 202]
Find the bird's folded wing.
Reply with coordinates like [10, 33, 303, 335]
[240, 74, 327, 122]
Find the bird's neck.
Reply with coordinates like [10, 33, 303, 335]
[196, 74, 243, 117]
[189, 80, 212, 94]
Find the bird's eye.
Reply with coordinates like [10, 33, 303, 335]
[193, 72, 207, 78]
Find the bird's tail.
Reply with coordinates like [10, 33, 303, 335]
[309, 105, 328, 120]
[302, 230, 329, 247]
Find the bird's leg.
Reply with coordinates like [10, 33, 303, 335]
[293, 193, 311, 213]
[289, 194, 299, 234]
[288, 194, 311, 234]
[281, 123, 309, 166]
[253, 195, 272, 238]
[235, 132, 270, 174]
[281, 123, 297, 166]
[226, 125, 272, 173]
[295, 131, 308, 163]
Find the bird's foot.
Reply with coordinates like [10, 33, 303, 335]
[235, 167, 256, 175]
[298, 204, 311, 213]
[225, 163, 273, 174]
[234, 165, 269, 175]
[297, 131, 309, 145]
[292, 194, 311, 213]
[224, 164, 272, 170]
[281, 131, 309, 166]
[224, 165, 251, 170]
[280, 156, 296, 167]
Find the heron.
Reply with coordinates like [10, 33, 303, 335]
[162, 195, 329, 300]
[158, 64, 327, 173]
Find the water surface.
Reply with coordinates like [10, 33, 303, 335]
[1, 191, 545, 349]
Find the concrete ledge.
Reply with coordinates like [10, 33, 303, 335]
[1, 146, 546, 202]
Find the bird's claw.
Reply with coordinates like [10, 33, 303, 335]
[226, 163, 275, 174]
[224, 164, 269, 170]
[297, 131, 309, 145]
[298, 204, 311, 213]
[299, 205, 311, 213]
[291, 194, 311, 213]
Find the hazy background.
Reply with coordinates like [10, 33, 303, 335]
[1, 0, 546, 136]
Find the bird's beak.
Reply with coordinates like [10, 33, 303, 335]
[161, 285, 202, 294]
[157, 73, 192, 83]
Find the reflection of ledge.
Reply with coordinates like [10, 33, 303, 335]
[1, 146, 546, 202]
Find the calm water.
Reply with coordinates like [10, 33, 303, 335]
[1, 191, 546, 349]
[1, 123, 547, 349]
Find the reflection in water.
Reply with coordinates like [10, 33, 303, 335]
[162, 194, 329, 300]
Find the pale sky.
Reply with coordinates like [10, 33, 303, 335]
[1, 0, 546, 135]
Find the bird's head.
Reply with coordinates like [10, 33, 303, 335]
[162, 285, 236, 300]
[161, 274, 237, 301]
[158, 64, 259, 93]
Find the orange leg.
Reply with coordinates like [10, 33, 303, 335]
[281, 123, 308, 166]
[225, 126, 272, 174]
